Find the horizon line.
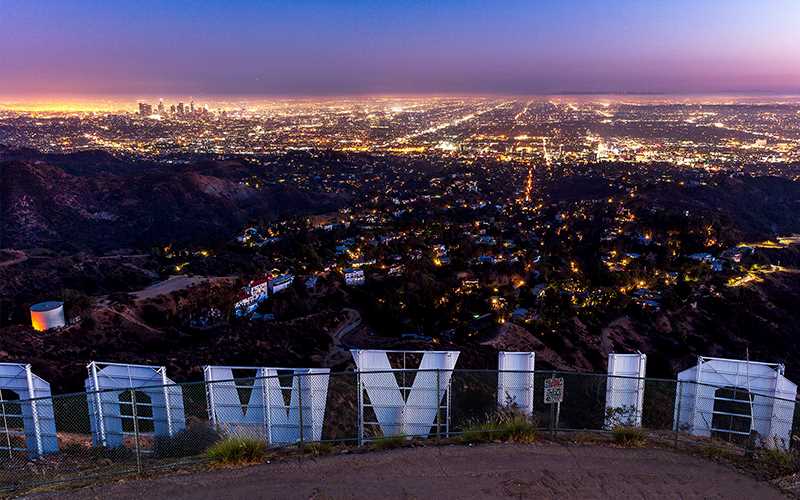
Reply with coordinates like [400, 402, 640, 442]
[3, 90, 800, 113]
[3, 89, 800, 100]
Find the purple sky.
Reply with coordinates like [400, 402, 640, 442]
[1, 0, 799, 97]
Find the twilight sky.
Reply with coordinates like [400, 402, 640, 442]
[1, 0, 799, 97]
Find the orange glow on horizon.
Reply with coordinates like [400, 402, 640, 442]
[4, 93, 800, 114]
[0, 99, 135, 113]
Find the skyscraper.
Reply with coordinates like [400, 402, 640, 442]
[138, 102, 152, 116]
[158, 99, 165, 115]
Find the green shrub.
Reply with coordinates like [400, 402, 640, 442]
[206, 437, 267, 464]
[461, 410, 537, 444]
[611, 425, 646, 447]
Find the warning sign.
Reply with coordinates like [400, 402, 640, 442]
[544, 377, 564, 404]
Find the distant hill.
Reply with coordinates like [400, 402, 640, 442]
[633, 174, 800, 241]
[0, 148, 343, 251]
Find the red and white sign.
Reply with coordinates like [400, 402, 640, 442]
[544, 377, 564, 404]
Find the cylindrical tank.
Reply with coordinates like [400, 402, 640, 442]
[30, 301, 65, 331]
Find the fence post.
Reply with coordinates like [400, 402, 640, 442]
[25, 365, 44, 457]
[446, 369, 452, 438]
[130, 388, 142, 475]
[555, 401, 561, 437]
[674, 380, 682, 448]
[297, 372, 305, 449]
[1, 397, 12, 460]
[356, 370, 363, 447]
[550, 371, 556, 438]
[262, 371, 271, 447]
[435, 369, 441, 439]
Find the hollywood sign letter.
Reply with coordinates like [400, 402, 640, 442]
[497, 352, 535, 415]
[86, 362, 185, 448]
[204, 366, 330, 445]
[605, 353, 647, 428]
[352, 350, 459, 440]
[0, 363, 59, 457]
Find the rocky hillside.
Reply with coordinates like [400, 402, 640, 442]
[633, 174, 800, 242]
[0, 150, 342, 251]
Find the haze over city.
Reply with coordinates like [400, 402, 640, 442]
[1, 0, 799, 102]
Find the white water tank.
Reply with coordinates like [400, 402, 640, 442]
[30, 301, 65, 331]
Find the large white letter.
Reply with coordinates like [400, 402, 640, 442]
[497, 352, 535, 415]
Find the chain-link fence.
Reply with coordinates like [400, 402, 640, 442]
[1, 369, 799, 492]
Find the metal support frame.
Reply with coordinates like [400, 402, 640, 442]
[0, 388, 22, 458]
[23, 365, 43, 457]
[130, 389, 142, 474]
[160, 368, 174, 437]
[692, 357, 704, 434]
[357, 376, 454, 441]
[674, 380, 682, 447]
[297, 372, 305, 447]
[497, 352, 535, 415]
[0, 364, 47, 457]
[674, 355, 797, 449]
[356, 370, 363, 446]
[204, 366, 217, 426]
[435, 369, 441, 439]
[203, 365, 328, 447]
[90, 362, 107, 447]
[354, 350, 457, 443]
[263, 371, 272, 446]
[87, 361, 182, 448]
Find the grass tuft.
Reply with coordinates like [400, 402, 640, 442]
[461, 411, 537, 444]
[371, 434, 409, 451]
[303, 442, 335, 456]
[611, 425, 647, 447]
[697, 442, 739, 462]
[755, 447, 798, 476]
[206, 437, 267, 465]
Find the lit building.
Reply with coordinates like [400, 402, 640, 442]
[344, 268, 365, 286]
[137, 102, 152, 117]
[268, 274, 294, 294]
[233, 294, 260, 317]
[233, 277, 270, 317]
[249, 278, 270, 298]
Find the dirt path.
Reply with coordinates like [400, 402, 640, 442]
[132, 275, 235, 301]
[322, 308, 362, 366]
[105, 307, 162, 334]
[33, 444, 784, 499]
[0, 249, 28, 267]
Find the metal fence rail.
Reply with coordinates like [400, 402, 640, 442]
[0, 369, 798, 492]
